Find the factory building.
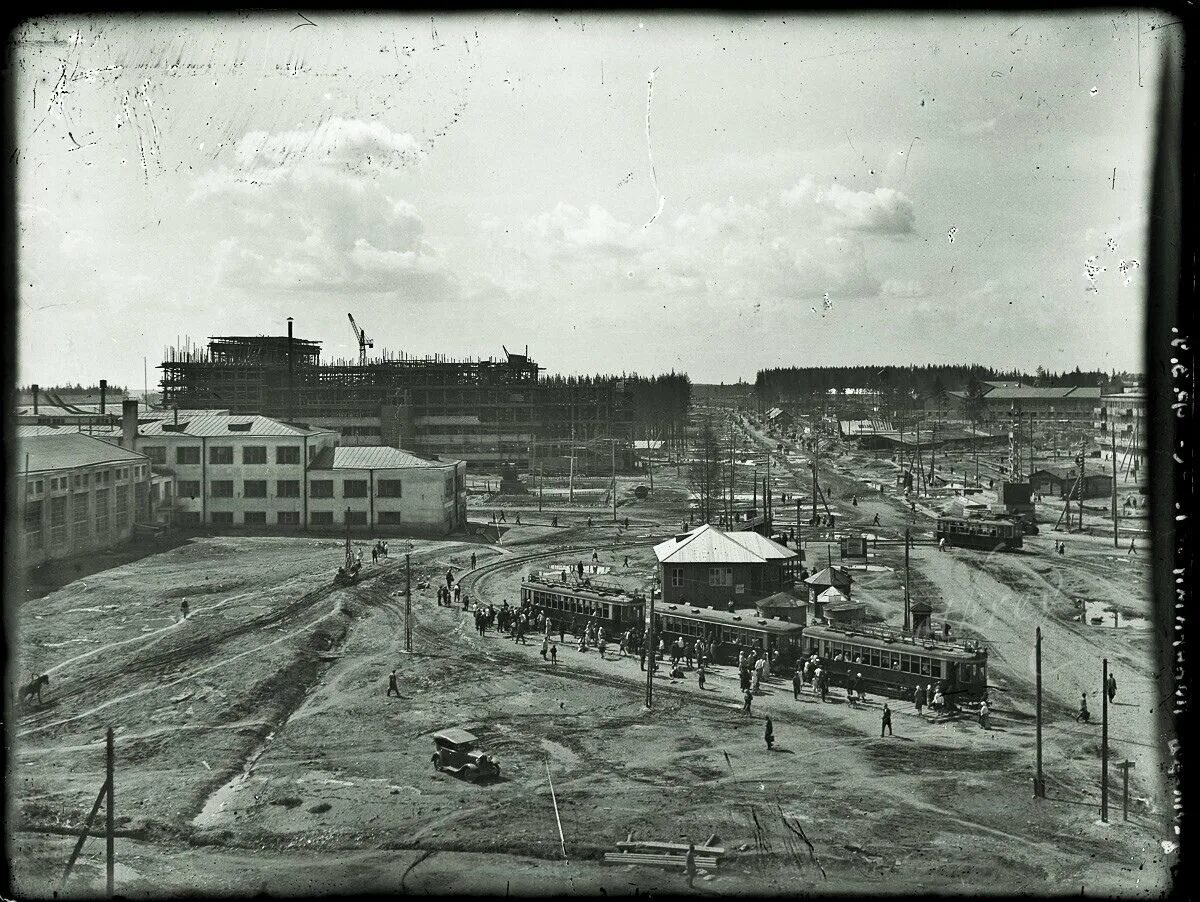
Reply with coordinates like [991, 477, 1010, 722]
[15, 433, 152, 568]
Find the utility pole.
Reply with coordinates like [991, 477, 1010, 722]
[1111, 428, 1118, 547]
[765, 448, 772, 532]
[568, 422, 575, 503]
[106, 726, 114, 898]
[612, 437, 618, 523]
[1101, 657, 1110, 822]
[1034, 627, 1045, 797]
[903, 527, 911, 631]
[974, 418, 979, 485]
[1118, 760, 1135, 821]
[645, 587, 657, 708]
[811, 441, 818, 526]
[405, 553, 413, 652]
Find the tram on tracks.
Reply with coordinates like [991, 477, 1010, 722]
[520, 576, 647, 636]
[934, 514, 1024, 551]
[800, 622, 989, 706]
[653, 603, 805, 668]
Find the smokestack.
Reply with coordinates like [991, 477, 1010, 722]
[122, 399, 138, 449]
[99, 379, 107, 414]
[287, 317, 295, 423]
[31, 384, 38, 415]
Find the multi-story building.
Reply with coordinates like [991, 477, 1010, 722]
[654, 524, 800, 610]
[14, 433, 152, 568]
[940, 385, 1102, 424]
[1098, 385, 1147, 475]
[306, 446, 467, 536]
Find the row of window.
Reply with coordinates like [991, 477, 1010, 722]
[145, 445, 306, 466]
[178, 510, 404, 526]
[807, 637, 946, 679]
[937, 521, 1018, 538]
[656, 616, 802, 651]
[172, 478, 405, 499]
[27, 466, 147, 496]
[522, 588, 633, 621]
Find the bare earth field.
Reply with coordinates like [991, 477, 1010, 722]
[6, 461, 1175, 897]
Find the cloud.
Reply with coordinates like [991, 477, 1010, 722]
[191, 120, 462, 300]
[781, 176, 917, 235]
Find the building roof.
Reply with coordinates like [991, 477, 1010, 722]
[817, 587, 849, 602]
[654, 524, 798, 565]
[310, 446, 455, 470]
[803, 566, 854, 589]
[17, 433, 147, 473]
[755, 590, 810, 609]
[656, 602, 805, 634]
[982, 386, 1102, 401]
[135, 413, 333, 438]
[766, 407, 791, 420]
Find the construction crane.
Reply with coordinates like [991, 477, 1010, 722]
[347, 314, 374, 367]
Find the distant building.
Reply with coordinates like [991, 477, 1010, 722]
[1029, 468, 1114, 500]
[942, 385, 1102, 423]
[803, 566, 854, 607]
[15, 433, 152, 568]
[654, 524, 800, 610]
[754, 589, 810, 625]
[765, 407, 794, 430]
[1098, 386, 1147, 474]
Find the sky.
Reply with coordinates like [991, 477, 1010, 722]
[12, 11, 1180, 388]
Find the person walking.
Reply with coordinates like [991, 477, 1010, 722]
[872, 513, 880, 527]
[979, 698, 990, 730]
[685, 844, 697, 889]
[1077, 693, 1090, 722]
[470, 551, 477, 569]
[1107, 673, 1117, 704]
[181, 599, 190, 620]
[372, 546, 379, 564]
[541, 636, 549, 661]
[764, 715, 775, 750]
[793, 668, 802, 700]
[881, 702, 893, 737]
[742, 688, 753, 715]
[932, 685, 945, 714]
[698, 667, 706, 691]
[387, 669, 401, 697]
[914, 683, 926, 716]
[938, 537, 946, 552]
[1128, 538, 1136, 555]
[550, 644, 558, 665]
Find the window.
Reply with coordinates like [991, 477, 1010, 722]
[72, 492, 89, 541]
[24, 499, 43, 533]
[310, 511, 334, 526]
[209, 446, 233, 465]
[378, 511, 403, 525]
[178, 480, 201, 498]
[671, 567, 684, 588]
[243, 480, 267, 498]
[176, 446, 200, 465]
[242, 446, 267, 464]
[94, 488, 110, 535]
[276, 446, 300, 465]
[277, 480, 301, 498]
[310, 480, 334, 499]
[345, 511, 368, 526]
[211, 511, 234, 525]
[709, 567, 733, 587]
[277, 511, 300, 525]
[343, 480, 368, 498]
[115, 485, 129, 525]
[243, 511, 266, 525]
[378, 479, 403, 498]
[211, 481, 234, 498]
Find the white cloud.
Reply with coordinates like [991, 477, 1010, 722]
[781, 176, 916, 235]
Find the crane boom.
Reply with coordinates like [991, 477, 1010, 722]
[347, 313, 374, 366]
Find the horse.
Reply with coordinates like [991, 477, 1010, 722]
[20, 674, 50, 707]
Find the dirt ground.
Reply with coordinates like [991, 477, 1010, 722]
[6, 454, 1177, 897]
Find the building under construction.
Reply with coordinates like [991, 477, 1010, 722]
[159, 321, 633, 472]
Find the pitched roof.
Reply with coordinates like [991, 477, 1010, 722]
[817, 587, 849, 602]
[982, 386, 1102, 401]
[17, 433, 147, 473]
[654, 524, 798, 564]
[309, 446, 454, 470]
[755, 590, 810, 609]
[804, 566, 854, 588]
[135, 413, 333, 438]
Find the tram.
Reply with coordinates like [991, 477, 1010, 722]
[934, 514, 1024, 551]
[653, 603, 805, 668]
[520, 576, 646, 636]
[800, 622, 989, 706]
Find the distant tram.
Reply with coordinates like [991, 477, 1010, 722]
[935, 514, 1024, 551]
[801, 622, 989, 706]
[520, 577, 646, 636]
[653, 603, 805, 668]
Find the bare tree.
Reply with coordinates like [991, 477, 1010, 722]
[688, 418, 724, 525]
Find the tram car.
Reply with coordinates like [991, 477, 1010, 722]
[653, 604, 805, 669]
[934, 514, 1024, 551]
[520, 576, 647, 637]
[800, 622, 989, 706]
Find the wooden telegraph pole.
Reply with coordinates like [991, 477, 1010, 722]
[106, 726, 115, 897]
[1101, 658, 1110, 822]
[645, 587, 657, 708]
[903, 527, 911, 631]
[1034, 627, 1045, 797]
[1118, 760, 1136, 821]
[612, 438, 618, 523]
[1111, 429, 1119, 548]
[405, 553, 413, 652]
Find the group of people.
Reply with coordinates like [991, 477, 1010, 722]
[437, 582, 467, 608]
[369, 540, 390, 563]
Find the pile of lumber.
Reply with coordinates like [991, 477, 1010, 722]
[603, 833, 725, 870]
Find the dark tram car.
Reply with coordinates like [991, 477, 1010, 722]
[520, 577, 646, 637]
[801, 622, 989, 707]
[654, 604, 805, 669]
[935, 514, 1024, 551]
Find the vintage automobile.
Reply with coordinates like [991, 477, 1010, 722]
[431, 728, 500, 783]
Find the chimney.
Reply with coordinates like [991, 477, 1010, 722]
[287, 317, 295, 422]
[99, 379, 107, 414]
[122, 399, 139, 449]
[31, 383, 38, 414]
